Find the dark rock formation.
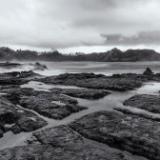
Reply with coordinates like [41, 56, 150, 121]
[0, 97, 47, 136]
[0, 71, 40, 85]
[124, 94, 160, 113]
[40, 73, 143, 91]
[114, 107, 160, 122]
[143, 67, 154, 76]
[0, 125, 147, 160]
[33, 62, 47, 71]
[0, 62, 21, 68]
[3, 88, 86, 120]
[50, 88, 110, 100]
[70, 111, 160, 160]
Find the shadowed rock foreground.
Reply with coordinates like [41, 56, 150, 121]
[0, 125, 147, 160]
[70, 111, 160, 160]
[0, 97, 47, 137]
[1, 69, 160, 159]
[2, 87, 86, 120]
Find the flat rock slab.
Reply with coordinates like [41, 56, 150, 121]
[124, 94, 160, 113]
[0, 71, 40, 85]
[0, 97, 47, 137]
[50, 88, 110, 100]
[3, 88, 86, 120]
[0, 62, 21, 68]
[114, 107, 160, 122]
[0, 125, 147, 160]
[70, 111, 160, 160]
[40, 73, 142, 91]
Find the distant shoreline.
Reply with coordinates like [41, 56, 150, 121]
[1, 47, 160, 62]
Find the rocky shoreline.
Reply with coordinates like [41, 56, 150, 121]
[0, 68, 160, 159]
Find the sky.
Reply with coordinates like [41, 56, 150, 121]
[1, 0, 160, 53]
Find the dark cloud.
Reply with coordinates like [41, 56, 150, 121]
[101, 31, 160, 45]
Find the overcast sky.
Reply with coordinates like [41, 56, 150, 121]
[1, 0, 160, 53]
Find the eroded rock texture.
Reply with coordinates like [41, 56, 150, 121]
[3, 88, 86, 120]
[50, 88, 110, 100]
[0, 125, 147, 160]
[0, 97, 47, 136]
[124, 94, 160, 113]
[40, 73, 143, 91]
[0, 71, 40, 85]
[70, 111, 160, 160]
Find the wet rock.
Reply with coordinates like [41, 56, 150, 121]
[50, 88, 110, 100]
[1, 87, 34, 104]
[70, 111, 160, 160]
[4, 88, 86, 120]
[143, 67, 154, 76]
[0, 125, 148, 160]
[124, 94, 160, 113]
[0, 128, 4, 138]
[0, 71, 40, 85]
[0, 97, 47, 136]
[40, 73, 142, 91]
[33, 62, 47, 71]
[0, 97, 18, 124]
[114, 107, 160, 122]
[0, 62, 21, 68]
[11, 107, 47, 133]
[0, 71, 39, 79]
[20, 91, 86, 120]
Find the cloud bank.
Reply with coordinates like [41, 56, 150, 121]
[0, 0, 160, 51]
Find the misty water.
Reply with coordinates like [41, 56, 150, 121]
[1, 61, 160, 150]
[1, 61, 160, 76]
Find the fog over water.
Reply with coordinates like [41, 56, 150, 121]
[1, 61, 160, 76]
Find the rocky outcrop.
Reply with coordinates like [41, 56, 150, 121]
[0, 97, 47, 136]
[70, 111, 160, 160]
[0, 71, 40, 85]
[40, 73, 143, 91]
[114, 107, 160, 122]
[0, 62, 21, 68]
[3, 88, 86, 120]
[33, 62, 47, 71]
[0, 125, 147, 160]
[143, 67, 154, 76]
[50, 88, 110, 100]
[39, 70, 160, 92]
[1, 69, 160, 159]
[124, 94, 160, 113]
